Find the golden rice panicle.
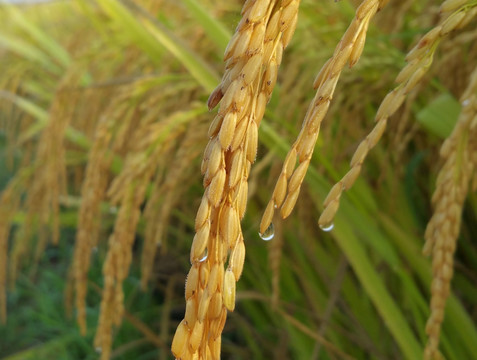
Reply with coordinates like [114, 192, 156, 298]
[72, 116, 114, 336]
[72, 91, 136, 337]
[422, 66, 477, 360]
[260, 0, 389, 235]
[172, 0, 302, 358]
[141, 122, 206, 290]
[7, 87, 79, 292]
[0, 176, 24, 324]
[94, 103, 188, 359]
[317, 1, 477, 230]
[94, 182, 148, 360]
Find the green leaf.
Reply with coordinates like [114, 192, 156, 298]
[416, 93, 461, 139]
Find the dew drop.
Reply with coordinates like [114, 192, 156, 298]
[319, 223, 334, 232]
[462, 99, 470, 107]
[95, 347, 102, 354]
[199, 249, 208, 262]
[259, 223, 274, 241]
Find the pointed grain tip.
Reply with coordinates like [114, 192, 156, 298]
[207, 87, 223, 111]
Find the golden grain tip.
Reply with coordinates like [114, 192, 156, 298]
[229, 149, 244, 188]
[323, 182, 343, 207]
[207, 264, 220, 293]
[272, 173, 287, 208]
[342, 164, 362, 191]
[288, 161, 309, 193]
[189, 320, 205, 352]
[197, 288, 211, 321]
[376, 90, 405, 121]
[440, 10, 466, 35]
[242, 53, 264, 86]
[231, 240, 246, 281]
[319, 199, 340, 229]
[207, 141, 223, 176]
[223, 269, 236, 311]
[195, 196, 210, 231]
[184, 298, 197, 329]
[247, 0, 268, 23]
[348, 30, 366, 68]
[403, 67, 427, 94]
[219, 112, 237, 150]
[356, 1, 379, 21]
[222, 206, 239, 249]
[280, 190, 300, 219]
[231, 117, 248, 151]
[208, 292, 223, 320]
[185, 266, 199, 299]
[190, 224, 209, 263]
[199, 261, 210, 288]
[207, 168, 226, 207]
[224, 31, 240, 61]
[313, 58, 331, 90]
[246, 121, 258, 162]
[171, 320, 189, 358]
[220, 80, 240, 114]
[237, 181, 248, 219]
[440, 0, 468, 13]
[248, 23, 266, 53]
[209, 116, 224, 139]
[350, 139, 369, 168]
[233, 28, 253, 60]
[260, 200, 275, 236]
[282, 13, 298, 48]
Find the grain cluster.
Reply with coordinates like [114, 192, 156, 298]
[422, 65, 477, 360]
[171, 0, 301, 358]
[260, 0, 389, 235]
[316, 0, 477, 229]
[73, 116, 114, 336]
[92, 97, 196, 360]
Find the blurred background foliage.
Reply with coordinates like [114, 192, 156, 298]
[0, 0, 476, 359]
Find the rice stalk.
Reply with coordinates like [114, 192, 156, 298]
[171, 0, 301, 358]
[73, 115, 115, 336]
[93, 103, 199, 360]
[260, 0, 390, 235]
[317, 0, 477, 229]
[0, 172, 28, 323]
[6, 73, 83, 289]
[422, 64, 477, 360]
[141, 120, 207, 290]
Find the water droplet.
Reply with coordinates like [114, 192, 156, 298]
[259, 223, 274, 241]
[273, 204, 278, 209]
[319, 223, 334, 232]
[199, 249, 208, 262]
[462, 99, 470, 106]
[95, 347, 102, 354]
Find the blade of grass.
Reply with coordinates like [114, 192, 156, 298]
[379, 214, 477, 358]
[259, 122, 422, 359]
[98, 0, 219, 92]
[0, 33, 60, 74]
[180, 0, 231, 51]
[0, 91, 90, 149]
[5, 5, 71, 68]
